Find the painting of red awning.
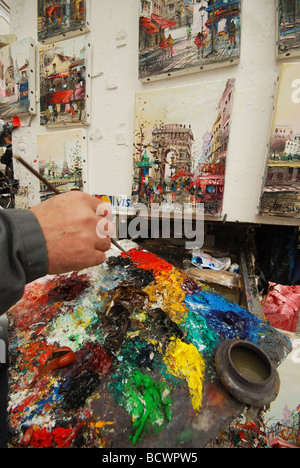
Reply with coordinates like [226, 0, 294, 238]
[37, 0, 90, 43]
[139, 0, 241, 82]
[39, 36, 90, 126]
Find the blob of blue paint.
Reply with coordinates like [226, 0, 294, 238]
[184, 290, 266, 344]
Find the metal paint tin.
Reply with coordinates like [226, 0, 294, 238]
[215, 339, 280, 407]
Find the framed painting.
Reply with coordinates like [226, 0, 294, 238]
[39, 35, 91, 127]
[0, 37, 36, 117]
[37, 0, 90, 44]
[139, 0, 241, 82]
[132, 79, 235, 217]
[37, 128, 88, 201]
[258, 63, 300, 218]
[277, 0, 300, 59]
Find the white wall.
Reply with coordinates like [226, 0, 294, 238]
[8, 0, 300, 226]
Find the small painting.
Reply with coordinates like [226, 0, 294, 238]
[37, 128, 87, 201]
[139, 0, 241, 82]
[258, 63, 300, 218]
[37, 0, 90, 44]
[0, 37, 36, 117]
[277, 0, 300, 59]
[39, 35, 90, 127]
[132, 79, 235, 217]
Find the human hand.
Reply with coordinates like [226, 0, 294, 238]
[30, 191, 113, 275]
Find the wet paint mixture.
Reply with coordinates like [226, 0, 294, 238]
[6, 245, 291, 448]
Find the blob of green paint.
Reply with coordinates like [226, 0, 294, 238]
[183, 309, 219, 355]
[122, 370, 172, 445]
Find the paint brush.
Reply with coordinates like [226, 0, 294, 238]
[111, 238, 131, 258]
[14, 154, 131, 258]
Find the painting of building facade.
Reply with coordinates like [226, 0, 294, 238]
[39, 36, 90, 126]
[259, 63, 300, 218]
[37, 129, 87, 201]
[0, 37, 35, 117]
[38, 0, 89, 43]
[139, 0, 241, 81]
[277, 0, 300, 58]
[132, 79, 235, 217]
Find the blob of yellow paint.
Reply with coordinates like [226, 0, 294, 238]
[163, 338, 205, 413]
[145, 270, 188, 323]
[92, 421, 115, 430]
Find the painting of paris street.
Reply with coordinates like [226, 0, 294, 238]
[139, 0, 241, 81]
[37, 0, 89, 43]
[259, 63, 300, 218]
[0, 37, 36, 117]
[39, 36, 90, 126]
[132, 79, 235, 217]
[277, 0, 300, 59]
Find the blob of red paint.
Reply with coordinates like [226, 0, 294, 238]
[125, 249, 173, 275]
[21, 425, 79, 448]
[31, 346, 76, 385]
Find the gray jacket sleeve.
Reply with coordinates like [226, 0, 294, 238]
[0, 209, 48, 315]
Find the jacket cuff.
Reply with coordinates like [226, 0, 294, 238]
[7, 209, 49, 284]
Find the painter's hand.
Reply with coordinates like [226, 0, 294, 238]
[31, 191, 113, 274]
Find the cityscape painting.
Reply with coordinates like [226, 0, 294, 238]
[39, 35, 90, 127]
[0, 37, 36, 117]
[37, 0, 90, 43]
[277, 0, 300, 58]
[139, 0, 241, 82]
[259, 63, 300, 218]
[132, 79, 235, 217]
[37, 128, 87, 201]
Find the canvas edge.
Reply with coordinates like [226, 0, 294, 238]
[139, 56, 240, 83]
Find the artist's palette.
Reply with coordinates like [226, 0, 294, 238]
[6, 242, 291, 448]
